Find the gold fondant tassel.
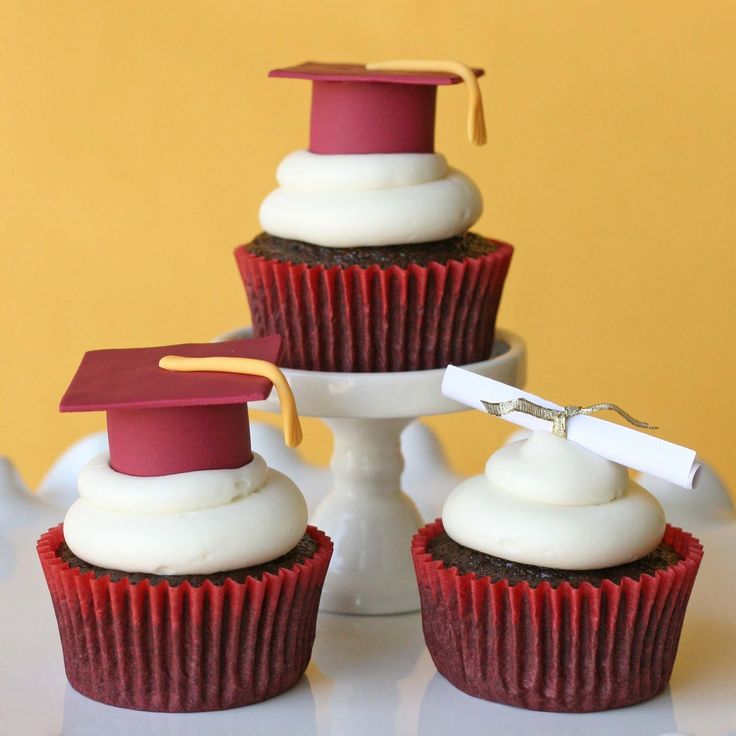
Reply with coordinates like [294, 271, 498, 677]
[158, 356, 303, 448]
[366, 59, 487, 145]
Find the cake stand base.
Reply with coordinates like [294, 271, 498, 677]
[217, 328, 526, 615]
[315, 417, 421, 614]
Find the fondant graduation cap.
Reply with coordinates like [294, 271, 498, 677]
[270, 60, 486, 154]
[60, 335, 298, 477]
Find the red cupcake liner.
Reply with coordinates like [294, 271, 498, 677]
[235, 240, 513, 372]
[38, 524, 332, 712]
[412, 520, 703, 713]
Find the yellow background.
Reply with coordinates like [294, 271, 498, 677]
[2, 1, 734, 493]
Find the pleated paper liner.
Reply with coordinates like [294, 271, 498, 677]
[412, 520, 703, 713]
[38, 524, 333, 712]
[235, 240, 513, 372]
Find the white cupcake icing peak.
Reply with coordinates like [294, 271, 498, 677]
[438, 366, 703, 570]
[442, 431, 666, 570]
[259, 150, 482, 247]
[64, 452, 308, 575]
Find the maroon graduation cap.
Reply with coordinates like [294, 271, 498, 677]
[60, 336, 284, 477]
[270, 60, 486, 154]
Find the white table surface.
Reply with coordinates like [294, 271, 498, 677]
[1, 446, 735, 736]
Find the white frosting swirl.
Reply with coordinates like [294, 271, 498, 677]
[259, 150, 483, 247]
[442, 431, 666, 570]
[277, 149, 449, 190]
[63, 453, 308, 575]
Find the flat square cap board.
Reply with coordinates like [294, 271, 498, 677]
[269, 61, 484, 154]
[60, 335, 281, 477]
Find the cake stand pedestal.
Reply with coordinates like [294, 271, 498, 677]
[218, 328, 526, 615]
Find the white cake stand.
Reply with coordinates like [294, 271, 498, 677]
[217, 328, 526, 615]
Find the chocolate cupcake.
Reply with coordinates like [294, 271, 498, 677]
[425, 527, 685, 589]
[38, 336, 332, 712]
[413, 519, 701, 713]
[235, 61, 513, 372]
[413, 372, 704, 713]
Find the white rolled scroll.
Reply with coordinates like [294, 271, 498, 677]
[441, 365, 701, 489]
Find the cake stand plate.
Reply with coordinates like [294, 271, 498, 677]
[216, 328, 526, 615]
[2, 450, 734, 735]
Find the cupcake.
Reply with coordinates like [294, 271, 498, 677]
[235, 60, 513, 372]
[37, 335, 332, 712]
[413, 369, 703, 712]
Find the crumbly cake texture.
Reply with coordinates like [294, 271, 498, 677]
[427, 530, 681, 588]
[56, 534, 317, 587]
[412, 519, 703, 713]
[245, 231, 501, 269]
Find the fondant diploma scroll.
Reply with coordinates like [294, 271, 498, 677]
[441, 365, 700, 489]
